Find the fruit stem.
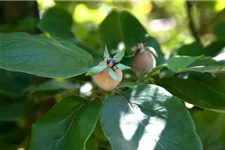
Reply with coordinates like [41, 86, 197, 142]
[115, 88, 134, 109]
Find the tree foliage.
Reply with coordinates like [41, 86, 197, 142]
[0, 1, 224, 150]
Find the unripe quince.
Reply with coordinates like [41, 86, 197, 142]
[93, 62, 122, 91]
[86, 48, 130, 91]
[132, 44, 156, 76]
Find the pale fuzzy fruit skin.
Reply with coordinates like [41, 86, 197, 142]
[133, 51, 156, 76]
[92, 67, 123, 91]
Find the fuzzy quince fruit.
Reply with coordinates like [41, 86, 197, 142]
[93, 63, 122, 91]
[86, 48, 130, 91]
[132, 43, 156, 76]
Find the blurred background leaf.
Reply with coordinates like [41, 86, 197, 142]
[38, 6, 75, 40]
[191, 110, 225, 150]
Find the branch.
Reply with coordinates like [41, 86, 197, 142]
[186, 1, 200, 42]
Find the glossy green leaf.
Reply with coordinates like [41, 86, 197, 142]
[101, 84, 202, 150]
[85, 62, 107, 76]
[189, 73, 225, 94]
[30, 96, 102, 150]
[192, 110, 225, 150]
[100, 10, 164, 64]
[166, 55, 224, 73]
[108, 68, 120, 82]
[115, 63, 131, 70]
[38, 7, 75, 39]
[29, 80, 79, 94]
[167, 56, 201, 72]
[0, 32, 93, 78]
[156, 77, 225, 111]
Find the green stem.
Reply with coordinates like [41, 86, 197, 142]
[115, 88, 134, 109]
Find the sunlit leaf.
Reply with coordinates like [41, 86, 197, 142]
[101, 84, 202, 150]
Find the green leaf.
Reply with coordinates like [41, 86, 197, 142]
[176, 42, 204, 56]
[100, 10, 164, 64]
[86, 62, 107, 76]
[101, 84, 202, 150]
[156, 77, 225, 111]
[99, 10, 123, 50]
[179, 65, 225, 73]
[38, 7, 75, 39]
[28, 80, 79, 94]
[86, 136, 98, 150]
[0, 18, 39, 33]
[113, 50, 125, 63]
[120, 11, 164, 59]
[54, 1, 73, 7]
[192, 110, 225, 150]
[0, 69, 33, 97]
[0, 96, 32, 121]
[204, 40, 225, 57]
[167, 56, 201, 72]
[0, 32, 93, 78]
[213, 21, 225, 40]
[115, 63, 131, 70]
[145, 64, 166, 77]
[189, 73, 225, 94]
[103, 46, 111, 60]
[0, 122, 26, 150]
[30, 96, 102, 150]
[108, 68, 120, 83]
[118, 82, 143, 88]
[166, 55, 224, 73]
